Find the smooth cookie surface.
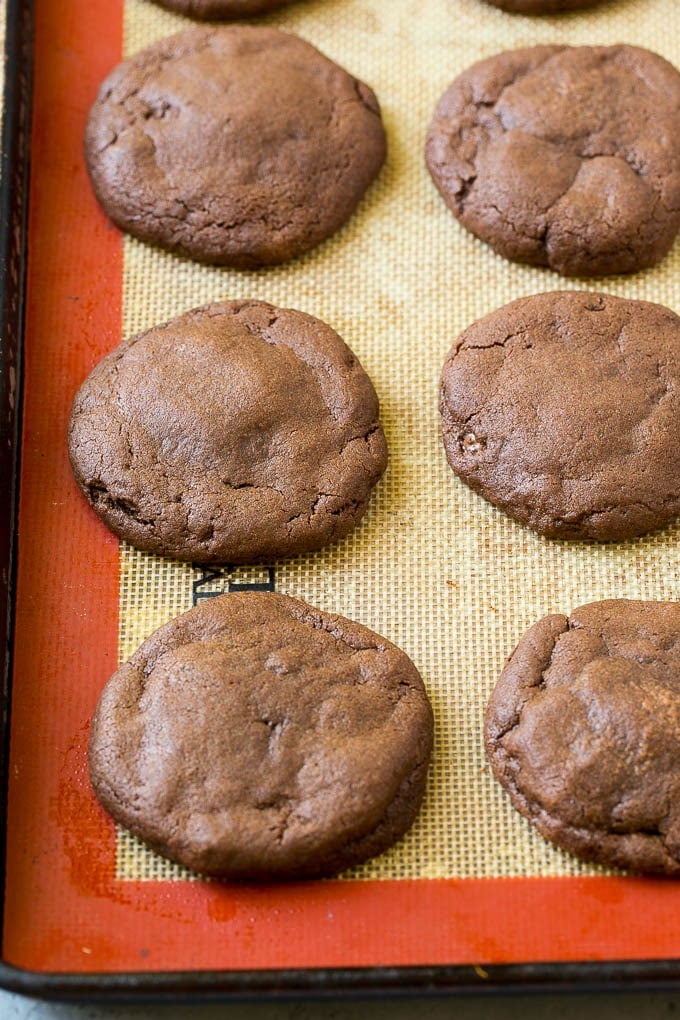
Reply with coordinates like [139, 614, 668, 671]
[485, 600, 680, 875]
[85, 27, 386, 266]
[89, 592, 434, 879]
[425, 45, 680, 276]
[440, 291, 680, 541]
[68, 300, 387, 563]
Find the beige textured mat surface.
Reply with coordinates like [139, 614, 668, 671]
[115, 0, 680, 881]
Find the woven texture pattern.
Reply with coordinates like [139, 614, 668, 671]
[116, 0, 680, 881]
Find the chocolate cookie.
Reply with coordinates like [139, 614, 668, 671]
[84, 27, 386, 267]
[440, 291, 680, 541]
[68, 300, 387, 563]
[485, 600, 680, 875]
[483, 0, 601, 10]
[425, 45, 680, 276]
[151, 0, 299, 19]
[89, 592, 434, 879]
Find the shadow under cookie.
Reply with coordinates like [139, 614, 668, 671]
[149, 0, 301, 19]
[481, 0, 604, 11]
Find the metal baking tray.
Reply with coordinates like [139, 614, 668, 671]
[3, 0, 680, 999]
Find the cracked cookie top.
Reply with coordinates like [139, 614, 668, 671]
[89, 591, 434, 879]
[439, 291, 680, 541]
[485, 600, 680, 875]
[150, 0, 300, 19]
[425, 45, 680, 276]
[68, 299, 387, 563]
[84, 26, 386, 267]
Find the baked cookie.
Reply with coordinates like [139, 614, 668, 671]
[68, 300, 387, 563]
[89, 591, 434, 879]
[483, 0, 601, 10]
[440, 291, 680, 541]
[485, 600, 680, 875]
[150, 0, 299, 19]
[425, 45, 680, 276]
[84, 27, 386, 267]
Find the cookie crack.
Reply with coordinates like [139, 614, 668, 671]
[86, 481, 156, 529]
[519, 790, 678, 871]
[462, 326, 533, 352]
[339, 424, 383, 454]
[352, 78, 380, 118]
[219, 478, 286, 500]
[496, 623, 570, 743]
[285, 495, 363, 533]
[456, 172, 477, 213]
[296, 608, 385, 655]
[552, 499, 668, 530]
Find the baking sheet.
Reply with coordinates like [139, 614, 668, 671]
[119, 0, 680, 885]
[4, 0, 680, 992]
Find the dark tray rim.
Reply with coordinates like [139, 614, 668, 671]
[2, 0, 680, 1001]
[2, 959, 680, 1003]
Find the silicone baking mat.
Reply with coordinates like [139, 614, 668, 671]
[5, 0, 680, 981]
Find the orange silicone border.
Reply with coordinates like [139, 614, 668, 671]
[5, 0, 680, 976]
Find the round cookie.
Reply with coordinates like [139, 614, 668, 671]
[84, 27, 386, 267]
[425, 45, 680, 276]
[68, 299, 387, 563]
[150, 0, 299, 19]
[485, 600, 680, 875]
[483, 0, 601, 11]
[439, 291, 680, 541]
[89, 591, 434, 879]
